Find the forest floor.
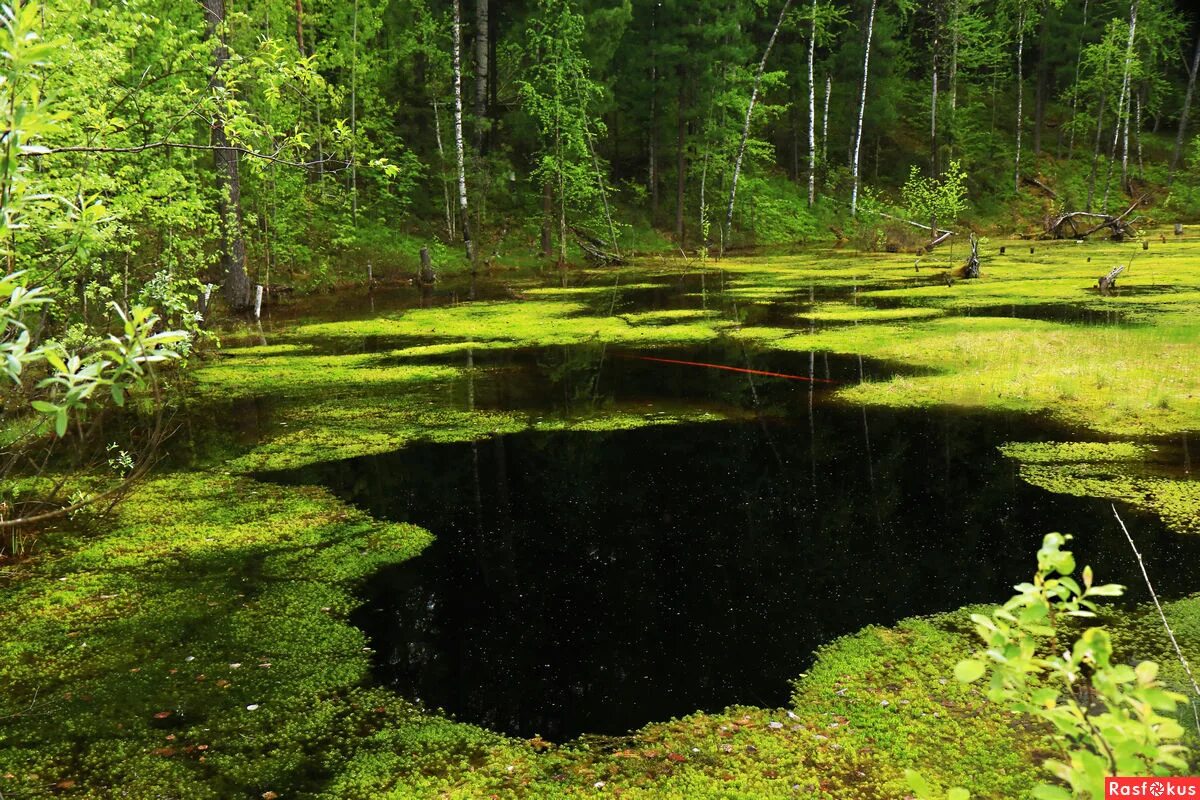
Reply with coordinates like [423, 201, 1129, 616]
[2, 230, 1199, 798]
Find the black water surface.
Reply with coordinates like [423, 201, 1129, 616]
[261, 407, 1200, 741]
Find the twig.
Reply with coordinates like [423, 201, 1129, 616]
[32, 142, 350, 171]
[1113, 504, 1200, 734]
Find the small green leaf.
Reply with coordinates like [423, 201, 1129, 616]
[1031, 784, 1072, 800]
[954, 659, 985, 683]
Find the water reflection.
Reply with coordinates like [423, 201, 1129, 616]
[263, 408, 1200, 741]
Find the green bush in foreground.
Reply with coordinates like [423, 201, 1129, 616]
[946, 534, 1190, 800]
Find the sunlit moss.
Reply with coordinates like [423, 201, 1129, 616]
[193, 347, 459, 401]
[999, 441, 1200, 536]
[290, 300, 728, 349]
[796, 303, 945, 323]
[736, 315, 1200, 437]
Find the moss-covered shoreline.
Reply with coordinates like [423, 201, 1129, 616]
[3, 235, 1199, 797]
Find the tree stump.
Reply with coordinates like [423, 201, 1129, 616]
[961, 234, 981, 279]
[1175, 223, 1184, 236]
[419, 247, 436, 285]
[1098, 265, 1125, 296]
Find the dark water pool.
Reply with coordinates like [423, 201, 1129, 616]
[261, 405, 1200, 741]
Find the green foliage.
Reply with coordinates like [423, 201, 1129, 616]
[901, 160, 969, 234]
[956, 533, 1190, 799]
[518, 0, 620, 259]
[0, 4, 186, 442]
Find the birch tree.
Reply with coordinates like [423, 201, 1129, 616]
[452, 0, 474, 264]
[849, 0, 877, 218]
[722, 0, 792, 253]
[805, 0, 846, 206]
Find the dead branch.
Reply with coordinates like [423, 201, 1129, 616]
[1113, 506, 1200, 736]
[1042, 197, 1144, 241]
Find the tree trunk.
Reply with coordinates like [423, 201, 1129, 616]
[1102, 0, 1137, 210]
[821, 72, 831, 168]
[1014, 17, 1024, 194]
[1169, 30, 1200, 184]
[947, 0, 959, 158]
[541, 181, 553, 257]
[474, 0, 489, 152]
[203, 0, 251, 310]
[649, 8, 659, 219]
[452, 0, 474, 264]
[1086, 85, 1108, 210]
[1066, 0, 1089, 158]
[850, 0, 877, 217]
[724, 0, 793, 251]
[1033, 6, 1048, 156]
[350, 0, 359, 226]
[294, 0, 304, 54]
[930, 15, 939, 176]
[807, 0, 817, 206]
[433, 98, 455, 240]
[675, 73, 686, 245]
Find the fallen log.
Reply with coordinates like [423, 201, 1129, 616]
[571, 226, 626, 266]
[1022, 175, 1058, 198]
[878, 212, 955, 249]
[1042, 197, 1143, 241]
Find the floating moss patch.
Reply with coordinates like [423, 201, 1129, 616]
[999, 441, 1200, 536]
[743, 316, 1200, 437]
[795, 303, 945, 323]
[520, 282, 661, 296]
[292, 300, 727, 349]
[194, 348, 459, 401]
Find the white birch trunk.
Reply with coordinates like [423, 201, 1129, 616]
[433, 98, 455, 240]
[452, 0, 474, 263]
[1103, 0, 1137, 210]
[850, 0, 877, 217]
[822, 73, 831, 167]
[350, 0, 358, 226]
[807, 0, 817, 206]
[1014, 17, 1024, 195]
[723, 0, 793, 252]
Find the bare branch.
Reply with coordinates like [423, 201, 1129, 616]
[1113, 505, 1200, 735]
[31, 142, 351, 172]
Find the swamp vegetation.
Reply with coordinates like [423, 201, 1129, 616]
[3, 0, 1200, 797]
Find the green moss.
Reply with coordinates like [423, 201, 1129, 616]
[796, 303, 945, 323]
[520, 282, 661, 297]
[291, 300, 727, 349]
[734, 315, 1200, 437]
[999, 441, 1200, 535]
[193, 347, 459, 402]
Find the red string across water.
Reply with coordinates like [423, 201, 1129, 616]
[619, 354, 838, 384]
